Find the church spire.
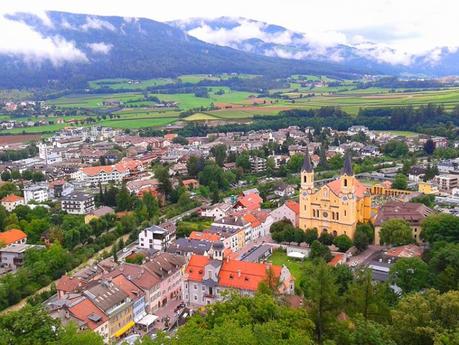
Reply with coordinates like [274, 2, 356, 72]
[341, 151, 353, 176]
[302, 147, 313, 173]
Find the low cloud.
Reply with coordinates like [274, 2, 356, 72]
[81, 16, 116, 31]
[353, 42, 413, 66]
[0, 14, 87, 66]
[187, 19, 295, 46]
[87, 42, 113, 54]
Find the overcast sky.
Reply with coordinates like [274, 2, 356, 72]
[1, 0, 458, 64]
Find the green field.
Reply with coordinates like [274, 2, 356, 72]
[35, 74, 459, 131]
[185, 113, 219, 121]
[268, 249, 305, 281]
[88, 78, 175, 90]
[375, 130, 419, 137]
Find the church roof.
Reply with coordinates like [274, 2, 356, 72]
[341, 151, 353, 176]
[326, 178, 367, 199]
[301, 147, 313, 173]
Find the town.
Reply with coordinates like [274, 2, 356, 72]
[1, 119, 458, 344]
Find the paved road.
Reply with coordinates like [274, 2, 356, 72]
[346, 245, 382, 267]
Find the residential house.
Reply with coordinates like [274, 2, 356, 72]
[273, 183, 295, 198]
[408, 166, 427, 183]
[434, 174, 459, 193]
[111, 274, 146, 323]
[182, 254, 294, 306]
[234, 193, 263, 211]
[249, 156, 267, 173]
[201, 203, 232, 220]
[84, 280, 134, 341]
[73, 159, 143, 185]
[138, 225, 176, 251]
[0, 243, 43, 272]
[270, 200, 300, 227]
[0, 229, 27, 246]
[1, 194, 24, 212]
[61, 297, 110, 343]
[24, 183, 49, 204]
[85, 206, 115, 224]
[61, 192, 95, 215]
[182, 179, 200, 190]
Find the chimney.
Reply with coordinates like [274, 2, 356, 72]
[237, 269, 241, 277]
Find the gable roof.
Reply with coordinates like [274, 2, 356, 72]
[68, 297, 108, 330]
[0, 229, 27, 245]
[285, 200, 300, 215]
[1, 194, 24, 203]
[218, 259, 281, 291]
[107, 263, 160, 290]
[111, 274, 145, 301]
[326, 178, 368, 199]
[56, 275, 82, 293]
[243, 213, 262, 228]
[236, 193, 263, 211]
[185, 255, 210, 282]
[189, 231, 220, 242]
[374, 202, 433, 227]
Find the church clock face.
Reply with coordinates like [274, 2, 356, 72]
[342, 196, 348, 201]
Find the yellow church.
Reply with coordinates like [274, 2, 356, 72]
[299, 150, 372, 239]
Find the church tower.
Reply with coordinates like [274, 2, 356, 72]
[340, 151, 355, 195]
[301, 147, 314, 192]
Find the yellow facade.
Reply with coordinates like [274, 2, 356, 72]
[298, 156, 372, 239]
[418, 181, 439, 195]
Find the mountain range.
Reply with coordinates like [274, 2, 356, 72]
[171, 17, 459, 77]
[0, 11, 458, 88]
[0, 11, 361, 88]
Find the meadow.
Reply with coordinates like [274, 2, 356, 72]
[8, 74, 459, 133]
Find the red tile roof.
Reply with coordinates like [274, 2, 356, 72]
[243, 213, 262, 228]
[56, 275, 81, 293]
[218, 259, 281, 291]
[112, 274, 145, 301]
[68, 298, 108, 330]
[236, 193, 263, 211]
[189, 231, 220, 242]
[328, 253, 345, 267]
[1, 194, 24, 203]
[185, 255, 210, 282]
[386, 244, 423, 258]
[326, 178, 368, 199]
[0, 229, 27, 245]
[285, 200, 300, 215]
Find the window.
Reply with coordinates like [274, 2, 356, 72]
[344, 179, 348, 187]
[194, 284, 197, 290]
[303, 175, 307, 183]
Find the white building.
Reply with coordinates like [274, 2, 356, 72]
[1, 194, 25, 212]
[61, 192, 95, 215]
[201, 203, 232, 220]
[139, 225, 176, 251]
[24, 183, 49, 204]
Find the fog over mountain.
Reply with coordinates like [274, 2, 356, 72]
[0, 11, 366, 88]
[171, 17, 459, 76]
[0, 11, 458, 88]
